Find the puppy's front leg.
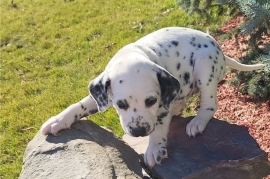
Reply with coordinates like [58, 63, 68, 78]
[144, 111, 171, 167]
[41, 96, 98, 135]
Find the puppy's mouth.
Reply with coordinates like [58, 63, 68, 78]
[126, 123, 155, 137]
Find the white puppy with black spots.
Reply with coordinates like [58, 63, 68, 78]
[41, 27, 264, 167]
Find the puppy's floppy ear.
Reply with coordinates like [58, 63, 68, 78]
[156, 68, 180, 110]
[88, 72, 111, 111]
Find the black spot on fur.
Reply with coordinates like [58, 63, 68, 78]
[158, 43, 163, 48]
[177, 63, 181, 70]
[216, 50, 219, 55]
[210, 95, 213, 98]
[190, 82, 193, 89]
[212, 66, 214, 73]
[198, 44, 201, 48]
[208, 78, 212, 82]
[80, 104, 84, 109]
[206, 108, 214, 111]
[117, 99, 129, 110]
[190, 58, 194, 66]
[209, 56, 212, 59]
[89, 109, 98, 114]
[74, 114, 78, 121]
[119, 80, 123, 84]
[190, 52, 194, 59]
[176, 51, 180, 57]
[134, 108, 137, 112]
[211, 41, 215, 46]
[162, 150, 167, 156]
[171, 41, 178, 46]
[204, 44, 208, 48]
[157, 111, 168, 124]
[184, 72, 190, 85]
[189, 52, 195, 70]
[158, 52, 162, 56]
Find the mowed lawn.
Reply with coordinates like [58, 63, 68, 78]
[0, 0, 231, 178]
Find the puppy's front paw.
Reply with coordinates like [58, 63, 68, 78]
[186, 117, 208, 137]
[41, 115, 70, 135]
[144, 141, 168, 168]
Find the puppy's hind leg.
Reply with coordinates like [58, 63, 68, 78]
[41, 96, 99, 135]
[186, 82, 218, 137]
[186, 62, 220, 137]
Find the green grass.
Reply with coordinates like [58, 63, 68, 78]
[0, 0, 231, 178]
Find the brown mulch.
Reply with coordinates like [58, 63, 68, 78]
[215, 14, 270, 178]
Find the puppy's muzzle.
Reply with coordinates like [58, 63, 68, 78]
[130, 126, 147, 137]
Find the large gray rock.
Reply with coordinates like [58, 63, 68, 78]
[19, 118, 143, 179]
[124, 116, 270, 179]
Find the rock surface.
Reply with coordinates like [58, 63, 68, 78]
[20, 116, 270, 179]
[123, 116, 270, 179]
[19, 118, 142, 179]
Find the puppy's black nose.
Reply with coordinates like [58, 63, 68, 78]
[130, 126, 146, 137]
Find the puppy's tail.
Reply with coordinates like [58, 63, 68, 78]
[225, 55, 265, 71]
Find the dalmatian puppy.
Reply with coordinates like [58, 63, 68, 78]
[41, 27, 264, 167]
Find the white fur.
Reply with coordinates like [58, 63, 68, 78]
[40, 27, 264, 167]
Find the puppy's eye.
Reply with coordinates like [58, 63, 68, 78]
[145, 97, 157, 107]
[116, 100, 129, 110]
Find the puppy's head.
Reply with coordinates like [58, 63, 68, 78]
[89, 59, 180, 137]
